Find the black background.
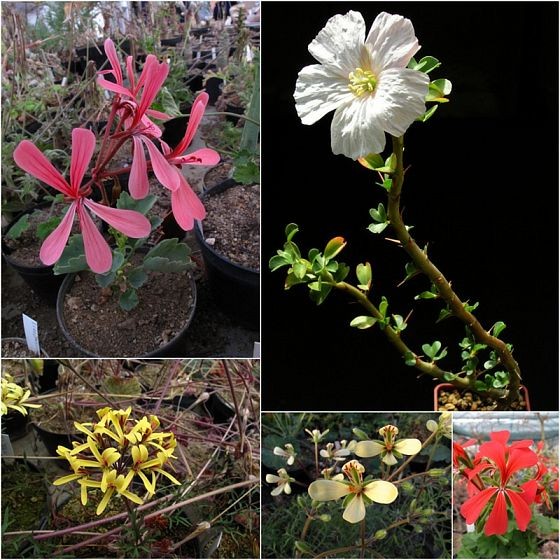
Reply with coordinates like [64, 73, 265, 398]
[261, 2, 559, 411]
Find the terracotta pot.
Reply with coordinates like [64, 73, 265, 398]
[433, 383, 531, 411]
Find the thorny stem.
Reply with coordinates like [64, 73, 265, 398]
[387, 429, 437, 482]
[388, 135, 522, 405]
[334, 282, 504, 400]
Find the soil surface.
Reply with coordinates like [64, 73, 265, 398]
[203, 158, 233, 190]
[437, 388, 528, 411]
[1, 338, 47, 357]
[201, 183, 259, 271]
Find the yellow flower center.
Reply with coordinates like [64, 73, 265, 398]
[348, 68, 377, 97]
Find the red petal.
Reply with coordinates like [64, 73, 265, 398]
[484, 491, 508, 536]
[507, 488, 533, 531]
[142, 136, 180, 191]
[103, 38, 122, 85]
[477, 441, 507, 483]
[70, 128, 96, 191]
[460, 487, 499, 525]
[83, 199, 151, 239]
[172, 92, 209, 156]
[13, 140, 72, 196]
[77, 203, 112, 274]
[490, 431, 511, 445]
[519, 480, 538, 505]
[171, 174, 206, 231]
[504, 448, 538, 483]
[39, 202, 77, 265]
[129, 136, 149, 199]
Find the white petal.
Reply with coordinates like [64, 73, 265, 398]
[395, 438, 422, 456]
[294, 64, 354, 125]
[308, 479, 350, 501]
[366, 12, 421, 72]
[331, 98, 387, 159]
[343, 494, 366, 523]
[363, 480, 399, 504]
[265, 474, 280, 484]
[372, 68, 429, 136]
[354, 440, 385, 458]
[271, 484, 284, 496]
[284, 482, 292, 495]
[382, 452, 398, 466]
[308, 11, 366, 75]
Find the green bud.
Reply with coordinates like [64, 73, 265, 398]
[421, 508, 434, 516]
[319, 514, 331, 523]
[352, 427, 369, 440]
[419, 517, 430, 525]
[374, 529, 388, 540]
[297, 496, 306, 509]
[401, 481, 415, 494]
[408, 498, 417, 512]
[27, 359, 44, 374]
[414, 525, 424, 533]
[438, 477, 449, 486]
[427, 468, 446, 477]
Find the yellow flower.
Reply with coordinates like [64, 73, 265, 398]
[1, 374, 41, 417]
[354, 424, 422, 465]
[308, 460, 398, 523]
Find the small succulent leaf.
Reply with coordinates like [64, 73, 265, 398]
[36, 216, 62, 241]
[357, 153, 384, 170]
[416, 104, 439, 122]
[350, 316, 377, 329]
[443, 372, 456, 381]
[437, 307, 453, 323]
[356, 262, 372, 290]
[119, 288, 139, 310]
[415, 290, 438, 300]
[293, 260, 308, 279]
[324, 236, 346, 262]
[368, 222, 389, 234]
[404, 352, 416, 366]
[117, 191, 157, 216]
[128, 267, 148, 289]
[6, 214, 30, 239]
[369, 203, 387, 223]
[269, 254, 290, 271]
[285, 223, 299, 242]
[491, 321, 507, 337]
[413, 56, 441, 74]
[378, 296, 389, 318]
[333, 263, 350, 282]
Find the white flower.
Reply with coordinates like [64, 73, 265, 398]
[294, 11, 429, 159]
[305, 428, 329, 444]
[427, 412, 452, 439]
[320, 441, 353, 461]
[273, 443, 297, 466]
[308, 460, 398, 523]
[265, 468, 295, 496]
[354, 424, 422, 465]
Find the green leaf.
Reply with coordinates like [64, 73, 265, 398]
[422, 341, 442, 360]
[404, 352, 417, 367]
[350, 316, 377, 329]
[36, 216, 62, 241]
[356, 262, 372, 291]
[294, 541, 315, 556]
[128, 267, 148, 289]
[53, 235, 88, 274]
[143, 239, 192, 272]
[119, 288, 139, 310]
[324, 236, 346, 262]
[378, 296, 389, 318]
[463, 301, 479, 313]
[368, 222, 389, 234]
[309, 282, 332, 305]
[392, 314, 407, 332]
[158, 86, 181, 117]
[369, 203, 387, 223]
[491, 321, 507, 337]
[285, 223, 299, 242]
[5, 214, 30, 239]
[293, 261, 307, 279]
[333, 263, 349, 282]
[443, 372, 456, 381]
[415, 290, 438, 300]
[117, 191, 157, 216]
[431, 78, 452, 96]
[376, 177, 393, 191]
[95, 252, 125, 288]
[358, 153, 384, 170]
[413, 56, 441, 74]
[437, 307, 453, 323]
[417, 104, 439, 123]
[269, 254, 290, 271]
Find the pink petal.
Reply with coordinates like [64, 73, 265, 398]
[70, 128, 96, 191]
[174, 147, 220, 166]
[126, 55, 136, 92]
[83, 198, 151, 239]
[172, 92, 209, 156]
[140, 115, 162, 139]
[146, 109, 171, 120]
[135, 54, 156, 92]
[507, 488, 533, 531]
[484, 491, 508, 536]
[171, 174, 206, 231]
[141, 136, 180, 191]
[97, 78, 134, 97]
[39, 202, 77, 265]
[134, 58, 168, 124]
[103, 38, 123, 85]
[129, 136, 150, 199]
[13, 140, 72, 196]
[460, 487, 499, 525]
[77, 203, 113, 274]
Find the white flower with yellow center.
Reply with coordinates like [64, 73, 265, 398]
[294, 11, 429, 159]
[273, 443, 297, 466]
[320, 441, 352, 462]
[354, 424, 422, 465]
[266, 468, 295, 496]
[308, 459, 398, 524]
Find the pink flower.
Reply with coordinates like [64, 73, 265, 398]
[13, 128, 151, 274]
[459, 431, 539, 536]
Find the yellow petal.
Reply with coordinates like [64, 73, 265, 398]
[81, 482, 88, 506]
[395, 438, 422, 456]
[308, 479, 350, 502]
[354, 440, 385, 458]
[363, 480, 398, 504]
[343, 494, 365, 524]
[265, 474, 280, 484]
[155, 468, 181, 486]
[96, 488, 114, 515]
[382, 452, 398, 466]
[53, 473, 82, 486]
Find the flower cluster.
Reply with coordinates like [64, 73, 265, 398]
[455, 430, 554, 536]
[54, 407, 180, 515]
[1, 373, 41, 416]
[13, 38, 219, 274]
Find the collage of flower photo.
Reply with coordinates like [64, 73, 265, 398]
[1, 1, 559, 559]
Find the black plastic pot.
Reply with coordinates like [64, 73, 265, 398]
[225, 103, 245, 124]
[2, 206, 66, 304]
[204, 77, 223, 105]
[186, 73, 204, 93]
[56, 270, 198, 358]
[161, 36, 183, 46]
[194, 180, 259, 330]
[32, 421, 82, 458]
[2, 410, 29, 440]
[38, 360, 60, 393]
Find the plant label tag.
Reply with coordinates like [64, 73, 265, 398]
[246, 45, 253, 62]
[211, 47, 216, 60]
[22, 314, 40, 355]
[253, 342, 260, 358]
[196, 51, 201, 60]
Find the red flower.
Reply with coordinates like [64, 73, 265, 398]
[459, 431, 538, 536]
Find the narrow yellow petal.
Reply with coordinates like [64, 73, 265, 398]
[96, 488, 114, 515]
[53, 473, 82, 486]
[308, 479, 350, 501]
[155, 468, 181, 486]
[395, 438, 422, 456]
[363, 480, 398, 504]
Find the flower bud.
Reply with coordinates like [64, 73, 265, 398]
[427, 468, 446, 477]
[401, 481, 415, 494]
[352, 428, 369, 440]
[319, 514, 331, 523]
[374, 529, 388, 540]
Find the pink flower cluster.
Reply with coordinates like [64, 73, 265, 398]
[13, 38, 220, 274]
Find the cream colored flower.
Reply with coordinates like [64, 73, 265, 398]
[305, 428, 329, 444]
[294, 11, 429, 159]
[273, 443, 297, 466]
[320, 441, 352, 461]
[354, 424, 421, 465]
[308, 460, 398, 523]
[266, 468, 295, 496]
[427, 412, 452, 439]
